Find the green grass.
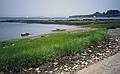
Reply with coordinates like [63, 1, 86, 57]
[0, 29, 107, 71]
[47, 20, 120, 24]
[48, 20, 120, 23]
[82, 23, 120, 29]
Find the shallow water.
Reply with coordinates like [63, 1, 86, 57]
[0, 23, 77, 41]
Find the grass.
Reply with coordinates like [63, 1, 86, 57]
[0, 29, 107, 71]
[47, 20, 120, 24]
[81, 23, 120, 29]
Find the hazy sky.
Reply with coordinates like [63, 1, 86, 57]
[0, 0, 120, 17]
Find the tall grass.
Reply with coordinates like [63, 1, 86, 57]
[0, 29, 107, 71]
[82, 23, 120, 29]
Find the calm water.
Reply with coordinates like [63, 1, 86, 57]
[0, 23, 76, 41]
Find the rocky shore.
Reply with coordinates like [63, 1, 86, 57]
[0, 28, 120, 74]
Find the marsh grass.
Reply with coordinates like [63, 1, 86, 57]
[0, 29, 107, 71]
[82, 23, 120, 29]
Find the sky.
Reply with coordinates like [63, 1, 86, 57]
[0, 0, 120, 17]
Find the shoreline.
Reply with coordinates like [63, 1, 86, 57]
[1, 19, 120, 25]
[0, 27, 96, 42]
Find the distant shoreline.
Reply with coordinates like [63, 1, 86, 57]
[0, 17, 120, 25]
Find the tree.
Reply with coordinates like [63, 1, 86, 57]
[106, 10, 120, 15]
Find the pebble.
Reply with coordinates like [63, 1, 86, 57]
[81, 55, 86, 59]
[80, 61, 86, 65]
[28, 68, 33, 71]
[97, 46, 102, 48]
[84, 62, 88, 65]
[88, 50, 92, 53]
[94, 57, 99, 60]
[96, 53, 102, 56]
[24, 69, 27, 72]
[115, 39, 119, 42]
[64, 65, 68, 68]
[45, 71, 48, 73]
[116, 46, 120, 49]
[49, 71, 53, 73]
[64, 68, 69, 71]
[81, 65, 85, 68]
[76, 60, 80, 64]
[106, 50, 110, 53]
[35, 67, 39, 71]
[72, 65, 79, 70]
[54, 68, 58, 71]
[76, 53, 80, 56]
[87, 60, 93, 63]
[91, 55, 95, 58]
[60, 66, 63, 70]
[37, 70, 41, 73]
[53, 62, 58, 65]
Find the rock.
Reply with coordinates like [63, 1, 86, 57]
[24, 69, 27, 72]
[64, 68, 69, 71]
[52, 28, 66, 32]
[87, 60, 93, 63]
[80, 55, 86, 59]
[88, 50, 92, 53]
[76, 53, 80, 56]
[94, 57, 99, 60]
[60, 66, 63, 70]
[54, 68, 58, 71]
[64, 65, 68, 68]
[106, 50, 110, 53]
[28, 68, 33, 71]
[81, 52, 86, 55]
[37, 70, 41, 73]
[35, 67, 39, 71]
[97, 46, 102, 48]
[84, 62, 88, 65]
[115, 39, 119, 42]
[91, 55, 95, 58]
[81, 65, 85, 68]
[80, 61, 86, 65]
[49, 71, 53, 73]
[116, 46, 120, 49]
[96, 53, 102, 56]
[21, 32, 30, 36]
[53, 62, 58, 65]
[45, 71, 48, 73]
[107, 43, 112, 46]
[72, 65, 79, 70]
[76, 60, 80, 64]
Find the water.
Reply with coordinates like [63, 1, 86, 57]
[0, 23, 76, 41]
